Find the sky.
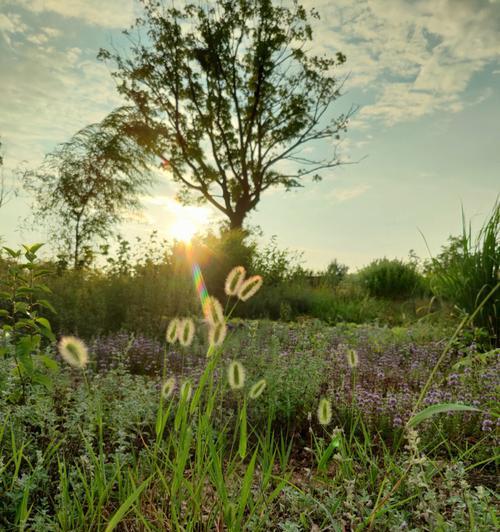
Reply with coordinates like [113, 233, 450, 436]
[0, 0, 499, 270]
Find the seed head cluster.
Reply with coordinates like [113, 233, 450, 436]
[227, 360, 245, 390]
[162, 377, 176, 399]
[58, 336, 88, 369]
[237, 275, 263, 302]
[249, 379, 267, 399]
[225, 266, 246, 296]
[317, 397, 332, 426]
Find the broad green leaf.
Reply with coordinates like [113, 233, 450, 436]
[14, 302, 29, 314]
[32, 373, 52, 389]
[39, 327, 56, 342]
[38, 300, 57, 314]
[28, 243, 44, 254]
[16, 287, 36, 295]
[408, 403, 481, 428]
[0, 309, 9, 318]
[2, 247, 20, 258]
[33, 270, 52, 279]
[39, 354, 59, 371]
[35, 317, 52, 331]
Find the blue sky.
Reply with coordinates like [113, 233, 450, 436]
[0, 0, 499, 269]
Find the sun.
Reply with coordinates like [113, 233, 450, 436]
[171, 218, 198, 243]
[168, 201, 210, 243]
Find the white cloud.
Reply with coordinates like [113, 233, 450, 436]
[10, 0, 136, 29]
[0, 13, 28, 46]
[308, 0, 500, 126]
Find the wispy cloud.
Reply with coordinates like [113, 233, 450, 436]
[0, 13, 28, 46]
[309, 0, 500, 127]
[328, 184, 371, 203]
[8, 0, 136, 28]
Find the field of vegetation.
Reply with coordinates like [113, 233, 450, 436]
[0, 203, 498, 531]
[0, 0, 498, 528]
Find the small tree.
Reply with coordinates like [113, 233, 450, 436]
[98, 0, 353, 229]
[0, 140, 14, 211]
[324, 259, 348, 286]
[25, 122, 154, 268]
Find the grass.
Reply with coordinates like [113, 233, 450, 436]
[0, 318, 498, 530]
[429, 199, 499, 346]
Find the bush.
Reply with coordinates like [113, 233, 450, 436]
[358, 258, 425, 299]
[429, 200, 499, 346]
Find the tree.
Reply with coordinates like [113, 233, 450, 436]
[324, 259, 348, 286]
[98, 0, 353, 229]
[24, 122, 154, 268]
[0, 140, 14, 211]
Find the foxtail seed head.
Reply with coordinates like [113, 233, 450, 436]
[227, 360, 245, 390]
[58, 336, 88, 369]
[178, 318, 195, 347]
[205, 296, 225, 324]
[346, 348, 359, 369]
[166, 318, 180, 344]
[317, 398, 332, 426]
[208, 321, 227, 347]
[237, 275, 263, 302]
[225, 266, 246, 296]
[161, 377, 176, 399]
[249, 379, 267, 399]
[180, 380, 193, 402]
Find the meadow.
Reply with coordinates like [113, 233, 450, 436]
[0, 204, 498, 531]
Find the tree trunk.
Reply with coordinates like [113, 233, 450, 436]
[229, 209, 247, 230]
[74, 217, 81, 269]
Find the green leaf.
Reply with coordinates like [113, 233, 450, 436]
[2, 247, 20, 258]
[236, 450, 257, 525]
[104, 476, 151, 532]
[33, 270, 52, 279]
[16, 287, 36, 295]
[38, 300, 57, 314]
[317, 433, 342, 472]
[32, 373, 52, 389]
[39, 327, 55, 342]
[0, 309, 9, 318]
[238, 400, 248, 460]
[28, 243, 44, 254]
[39, 354, 59, 371]
[35, 317, 52, 331]
[33, 284, 52, 294]
[14, 302, 29, 314]
[407, 403, 481, 428]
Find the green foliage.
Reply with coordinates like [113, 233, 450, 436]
[429, 200, 499, 346]
[0, 244, 57, 398]
[323, 259, 349, 287]
[24, 121, 154, 268]
[98, 0, 351, 229]
[358, 257, 425, 299]
[191, 229, 256, 299]
[251, 235, 306, 286]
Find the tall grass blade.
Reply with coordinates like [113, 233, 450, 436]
[104, 476, 151, 532]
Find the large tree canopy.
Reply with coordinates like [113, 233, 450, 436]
[99, 0, 352, 229]
[24, 122, 154, 268]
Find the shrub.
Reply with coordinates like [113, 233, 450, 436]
[358, 258, 425, 299]
[429, 200, 499, 346]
